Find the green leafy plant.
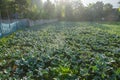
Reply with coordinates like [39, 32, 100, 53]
[0, 22, 120, 79]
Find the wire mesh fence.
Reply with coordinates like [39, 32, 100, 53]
[0, 19, 29, 37]
[0, 19, 58, 38]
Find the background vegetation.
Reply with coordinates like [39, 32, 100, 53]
[0, 0, 120, 21]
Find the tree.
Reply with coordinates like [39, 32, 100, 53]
[85, 3, 96, 21]
[26, 0, 43, 19]
[0, 0, 29, 19]
[55, 0, 66, 20]
[103, 3, 113, 17]
[14, 0, 29, 18]
[118, 2, 120, 13]
[91, 1, 104, 20]
[72, 0, 85, 21]
[0, 0, 12, 19]
[84, 1, 104, 21]
[118, 1, 120, 20]
[43, 0, 55, 19]
[64, 0, 74, 20]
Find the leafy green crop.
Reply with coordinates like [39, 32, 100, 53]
[0, 22, 120, 80]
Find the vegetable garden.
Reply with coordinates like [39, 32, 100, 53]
[0, 22, 120, 80]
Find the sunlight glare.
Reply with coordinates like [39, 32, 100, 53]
[42, 0, 55, 3]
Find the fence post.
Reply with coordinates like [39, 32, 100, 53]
[0, 10, 2, 36]
[7, 9, 11, 32]
[15, 12, 18, 30]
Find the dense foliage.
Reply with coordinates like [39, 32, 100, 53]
[0, 0, 119, 21]
[0, 22, 120, 79]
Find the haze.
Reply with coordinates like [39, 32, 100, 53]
[43, 0, 119, 8]
[82, 0, 119, 8]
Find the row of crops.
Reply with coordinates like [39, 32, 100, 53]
[0, 22, 120, 79]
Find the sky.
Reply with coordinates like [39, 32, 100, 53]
[81, 0, 120, 8]
[43, 0, 120, 8]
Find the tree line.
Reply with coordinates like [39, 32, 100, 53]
[0, 0, 120, 21]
